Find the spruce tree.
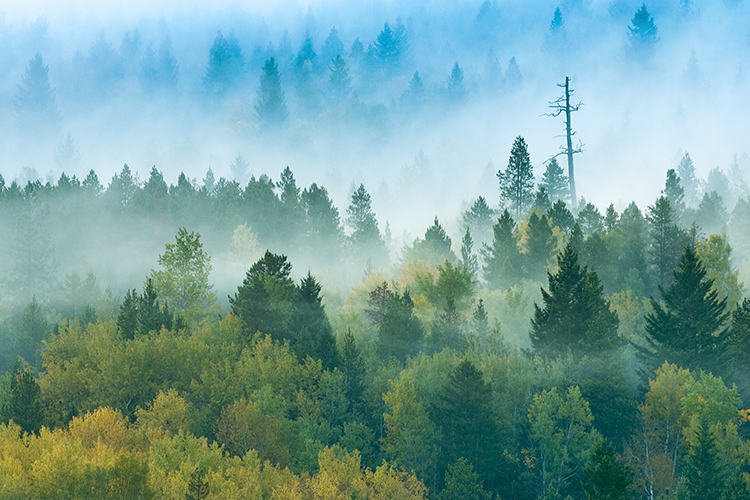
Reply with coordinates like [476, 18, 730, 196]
[525, 211, 555, 283]
[648, 196, 687, 290]
[437, 360, 499, 486]
[14, 52, 61, 136]
[202, 30, 245, 97]
[628, 4, 659, 56]
[255, 57, 289, 130]
[346, 184, 388, 269]
[437, 458, 492, 500]
[481, 209, 521, 289]
[530, 243, 621, 358]
[461, 196, 495, 245]
[678, 153, 701, 207]
[292, 272, 339, 370]
[547, 199, 575, 233]
[663, 169, 686, 224]
[498, 136, 534, 221]
[328, 55, 351, 101]
[340, 329, 366, 416]
[640, 245, 730, 376]
[540, 158, 569, 203]
[377, 290, 423, 361]
[683, 419, 726, 500]
[582, 440, 635, 500]
[460, 228, 479, 277]
[4, 363, 44, 434]
[446, 62, 466, 102]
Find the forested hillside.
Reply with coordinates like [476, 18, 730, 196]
[1, 140, 750, 498]
[3, 0, 750, 498]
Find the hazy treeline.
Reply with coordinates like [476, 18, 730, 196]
[2, 136, 750, 497]
[2, 0, 750, 211]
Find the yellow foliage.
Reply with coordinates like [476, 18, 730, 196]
[136, 389, 193, 437]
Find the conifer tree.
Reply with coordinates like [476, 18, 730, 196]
[460, 228, 478, 277]
[340, 329, 366, 415]
[628, 4, 659, 56]
[498, 136, 534, 221]
[446, 62, 466, 102]
[255, 57, 289, 130]
[437, 360, 499, 486]
[328, 55, 352, 101]
[663, 169, 686, 224]
[229, 154, 250, 185]
[292, 271, 339, 370]
[678, 153, 701, 207]
[683, 419, 726, 500]
[202, 30, 245, 97]
[14, 53, 60, 136]
[346, 184, 388, 268]
[582, 440, 635, 500]
[320, 26, 344, 63]
[377, 290, 423, 360]
[403, 71, 425, 111]
[604, 204, 619, 232]
[437, 458, 492, 500]
[648, 196, 687, 290]
[482, 209, 522, 288]
[530, 243, 621, 358]
[525, 211, 556, 282]
[543, 7, 569, 56]
[540, 158, 569, 203]
[461, 196, 495, 245]
[640, 245, 730, 376]
[547, 199, 575, 233]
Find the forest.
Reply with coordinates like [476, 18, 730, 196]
[3, 0, 750, 499]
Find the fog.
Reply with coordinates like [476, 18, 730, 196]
[2, 0, 750, 299]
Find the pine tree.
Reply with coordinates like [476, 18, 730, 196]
[430, 295, 466, 353]
[604, 204, 619, 232]
[533, 186, 553, 213]
[328, 55, 351, 102]
[3, 362, 44, 434]
[301, 183, 344, 259]
[460, 228, 479, 277]
[404, 216, 456, 265]
[640, 245, 730, 377]
[117, 288, 139, 340]
[530, 243, 621, 358]
[202, 30, 245, 97]
[437, 458, 492, 500]
[255, 57, 289, 130]
[577, 202, 604, 237]
[14, 53, 61, 136]
[481, 209, 522, 289]
[377, 290, 423, 361]
[292, 272, 339, 370]
[678, 153, 701, 207]
[340, 329, 366, 416]
[437, 360, 499, 485]
[617, 202, 651, 293]
[525, 212, 556, 283]
[683, 419, 726, 500]
[540, 159, 570, 204]
[648, 196, 688, 290]
[628, 4, 659, 56]
[446, 62, 466, 102]
[547, 199, 575, 233]
[582, 440, 635, 500]
[346, 184, 388, 269]
[461, 196, 495, 245]
[498, 136, 534, 221]
[663, 169, 686, 224]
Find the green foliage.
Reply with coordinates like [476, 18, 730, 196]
[531, 243, 621, 358]
[437, 457, 492, 500]
[498, 136, 534, 221]
[482, 209, 522, 289]
[2, 362, 44, 434]
[151, 227, 216, 324]
[648, 196, 688, 290]
[524, 211, 556, 282]
[582, 440, 635, 500]
[540, 158, 569, 203]
[346, 184, 388, 269]
[628, 4, 659, 54]
[255, 57, 288, 130]
[202, 30, 245, 97]
[378, 290, 424, 360]
[640, 245, 730, 377]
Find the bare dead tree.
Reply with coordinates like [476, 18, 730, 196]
[546, 76, 583, 209]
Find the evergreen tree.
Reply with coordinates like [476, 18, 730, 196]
[694, 191, 728, 236]
[628, 4, 659, 56]
[402, 70, 425, 111]
[229, 154, 250, 185]
[202, 30, 245, 97]
[301, 182, 344, 259]
[640, 245, 730, 376]
[543, 7, 569, 56]
[403, 216, 456, 265]
[616, 202, 651, 293]
[255, 57, 289, 130]
[472, 299, 490, 339]
[530, 243, 621, 358]
[547, 199, 575, 233]
[678, 153, 701, 207]
[533, 186, 552, 213]
[705, 167, 732, 208]
[446, 62, 466, 102]
[14, 53, 60, 136]
[683, 419, 726, 500]
[328, 54, 351, 102]
[461, 196, 495, 246]
[482, 209, 522, 289]
[577, 202, 604, 237]
[366, 281, 395, 327]
[437, 360, 499, 486]
[525, 211, 556, 283]
[138, 277, 173, 334]
[374, 22, 403, 66]
[648, 196, 687, 290]
[460, 228, 478, 277]
[504, 57, 523, 89]
[663, 169, 686, 224]
[340, 329, 366, 416]
[498, 136, 534, 221]
[3, 363, 44, 434]
[582, 440, 635, 500]
[540, 158, 569, 203]
[430, 295, 466, 353]
[117, 288, 139, 340]
[604, 204, 619, 232]
[15, 297, 49, 368]
[377, 290, 423, 361]
[320, 26, 344, 63]
[230, 250, 296, 341]
[346, 184, 388, 269]
[437, 458, 492, 500]
[292, 271, 339, 370]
